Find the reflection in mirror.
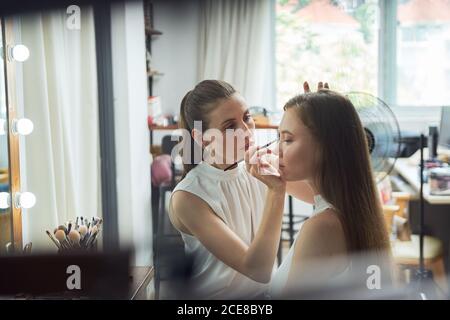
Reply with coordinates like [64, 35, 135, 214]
[1, 1, 152, 264]
[16, 7, 103, 251]
[0, 20, 13, 254]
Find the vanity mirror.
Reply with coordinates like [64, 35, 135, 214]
[0, 18, 13, 253]
[0, 5, 112, 254]
[0, 1, 147, 259]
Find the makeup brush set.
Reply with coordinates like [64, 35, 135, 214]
[45, 216, 103, 252]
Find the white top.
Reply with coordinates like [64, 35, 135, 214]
[170, 161, 275, 299]
[269, 194, 349, 298]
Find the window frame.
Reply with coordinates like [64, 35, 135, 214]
[379, 0, 442, 130]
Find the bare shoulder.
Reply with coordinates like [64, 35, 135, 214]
[295, 208, 347, 257]
[287, 209, 350, 288]
[308, 208, 343, 232]
[170, 190, 206, 214]
[169, 190, 211, 234]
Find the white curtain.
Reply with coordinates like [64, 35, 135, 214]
[18, 7, 101, 250]
[198, 0, 275, 110]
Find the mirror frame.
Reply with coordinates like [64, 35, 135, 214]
[0, 2, 123, 253]
[1, 16, 23, 251]
[0, 17, 13, 253]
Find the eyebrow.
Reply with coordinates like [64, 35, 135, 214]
[220, 109, 250, 126]
[221, 118, 235, 127]
[280, 130, 293, 135]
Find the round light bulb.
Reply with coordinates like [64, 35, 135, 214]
[0, 192, 10, 209]
[11, 45, 30, 62]
[13, 118, 34, 136]
[0, 119, 6, 136]
[15, 192, 36, 209]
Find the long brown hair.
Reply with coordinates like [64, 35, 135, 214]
[284, 90, 390, 255]
[179, 80, 236, 178]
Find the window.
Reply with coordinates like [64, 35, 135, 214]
[276, 0, 380, 108]
[396, 0, 450, 107]
[276, 0, 450, 116]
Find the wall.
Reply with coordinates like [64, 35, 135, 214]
[151, 0, 200, 117]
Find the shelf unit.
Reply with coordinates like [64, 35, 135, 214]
[144, 1, 162, 97]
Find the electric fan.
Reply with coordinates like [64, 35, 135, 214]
[345, 92, 402, 183]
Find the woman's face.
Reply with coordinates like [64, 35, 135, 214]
[278, 108, 318, 181]
[203, 94, 255, 166]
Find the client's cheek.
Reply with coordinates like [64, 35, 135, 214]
[285, 150, 304, 172]
[282, 150, 295, 166]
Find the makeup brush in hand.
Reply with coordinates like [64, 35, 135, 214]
[224, 139, 278, 171]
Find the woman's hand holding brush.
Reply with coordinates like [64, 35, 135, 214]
[245, 142, 286, 191]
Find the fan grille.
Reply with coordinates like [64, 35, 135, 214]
[346, 92, 401, 183]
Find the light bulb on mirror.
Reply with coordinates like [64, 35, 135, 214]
[0, 192, 11, 209]
[11, 44, 30, 62]
[14, 192, 36, 209]
[12, 118, 34, 136]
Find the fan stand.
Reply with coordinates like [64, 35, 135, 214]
[409, 134, 435, 299]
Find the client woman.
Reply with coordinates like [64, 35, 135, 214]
[248, 90, 393, 298]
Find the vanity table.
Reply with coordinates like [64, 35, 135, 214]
[0, 252, 155, 300]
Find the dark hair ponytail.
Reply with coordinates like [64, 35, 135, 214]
[178, 80, 236, 179]
[179, 90, 198, 178]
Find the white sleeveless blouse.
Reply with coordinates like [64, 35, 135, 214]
[170, 161, 276, 299]
[269, 194, 350, 298]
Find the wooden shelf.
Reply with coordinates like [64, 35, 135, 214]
[147, 70, 164, 77]
[254, 123, 279, 129]
[145, 28, 162, 36]
[149, 124, 178, 130]
[144, 1, 161, 97]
